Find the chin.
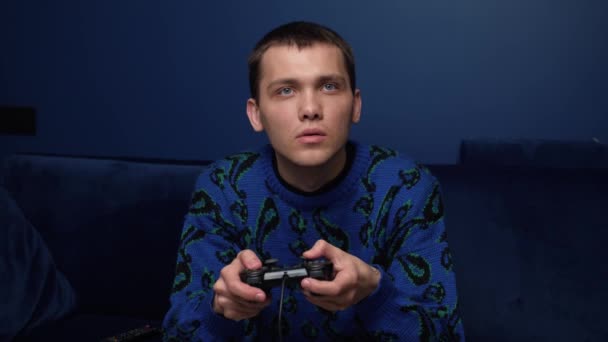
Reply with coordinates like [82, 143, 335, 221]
[288, 148, 339, 168]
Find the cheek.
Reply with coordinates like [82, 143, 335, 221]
[329, 101, 355, 125]
[260, 105, 294, 132]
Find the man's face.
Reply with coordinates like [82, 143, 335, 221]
[246, 43, 361, 170]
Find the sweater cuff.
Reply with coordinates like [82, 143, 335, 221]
[354, 265, 396, 319]
[202, 294, 243, 337]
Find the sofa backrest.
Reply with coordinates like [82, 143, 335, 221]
[433, 139, 608, 341]
[1, 154, 209, 320]
[3, 145, 607, 341]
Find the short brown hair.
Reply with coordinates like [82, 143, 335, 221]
[248, 21, 356, 101]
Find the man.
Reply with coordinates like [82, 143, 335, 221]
[163, 21, 465, 341]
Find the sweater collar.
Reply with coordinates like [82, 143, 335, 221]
[261, 141, 370, 210]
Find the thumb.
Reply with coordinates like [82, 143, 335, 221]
[237, 249, 262, 270]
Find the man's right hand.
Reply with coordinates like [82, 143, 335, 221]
[212, 250, 271, 321]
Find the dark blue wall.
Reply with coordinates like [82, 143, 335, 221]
[1, 1, 607, 163]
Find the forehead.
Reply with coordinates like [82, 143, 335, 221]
[258, 43, 349, 83]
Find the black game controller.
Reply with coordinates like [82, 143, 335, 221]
[240, 258, 333, 291]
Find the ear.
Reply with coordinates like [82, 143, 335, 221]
[351, 89, 362, 124]
[246, 98, 264, 132]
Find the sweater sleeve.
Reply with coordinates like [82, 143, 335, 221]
[354, 174, 466, 341]
[162, 172, 247, 341]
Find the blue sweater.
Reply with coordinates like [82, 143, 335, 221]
[163, 142, 465, 341]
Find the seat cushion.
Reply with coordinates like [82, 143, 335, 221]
[0, 186, 76, 340]
[1, 154, 207, 319]
[431, 165, 608, 341]
[13, 314, 162, 342]
[16, 314, 162, 342]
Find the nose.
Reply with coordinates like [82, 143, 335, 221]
[298, 90, 322, 121]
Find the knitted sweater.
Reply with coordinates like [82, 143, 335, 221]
[163, 141, 465, 341]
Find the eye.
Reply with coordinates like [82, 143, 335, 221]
[323, 83, 337, 91]
[279, 87, 293, 95]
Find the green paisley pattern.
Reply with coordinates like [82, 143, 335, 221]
[398, 253, 432, 286]
[171, 247, 193, 294]
[301, 320, 319, 339]
[421, 183, 444, 227]
[441, 246, 454, 271]
[230, 199, 248, 224]
[370, 186, 414, 270]
[190, 188, 248, 250]
[423, 283, 446, 304]
[216, 247, 237, 265]
[354, 194, 374, 247]
[288, 209, 307, 234]
[165, 145, 464, 341]
[362, 145, 397, 192]
[254, 198, 280, 260]
[224, 152, 259, 199]
[171, 225, 205, 293]
[313, 209, 350, 252]
[400, 305, 437, 342]
[288, 209, 310, 257]
[399, 167, 421, 189]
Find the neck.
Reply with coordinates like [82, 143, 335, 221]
[275, 148, 347, 193]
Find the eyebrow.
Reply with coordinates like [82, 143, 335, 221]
[318, 74, 347, 84]
[265, 74, 347, 92]
[266, 78, 299, 92]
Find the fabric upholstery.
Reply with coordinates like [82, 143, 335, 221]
[438, 139, 608, 341]
[434, 165, 608, 341]
[460, 139, 608, 168]
[14, 314, 161, 342]
[1, 139, 607, 341]
[1, 155, 206, 320]
[0, 186, 76, 341]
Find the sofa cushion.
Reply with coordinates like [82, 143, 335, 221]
[15, 314, 161, 342]
[0, 186, 76, 341]
[432, 163, 608, 341]
[1, 154, 208, 320]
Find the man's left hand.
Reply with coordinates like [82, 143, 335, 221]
[300, 239, 381, 311]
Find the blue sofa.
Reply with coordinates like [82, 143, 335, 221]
[1, 140, 607, 341]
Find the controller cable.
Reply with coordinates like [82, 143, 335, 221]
[278, 273, 288, 342]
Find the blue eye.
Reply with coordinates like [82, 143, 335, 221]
[279, 87, 293, 95]
[323, 83, 337, 91]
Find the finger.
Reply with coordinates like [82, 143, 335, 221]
[225, 273, 268, 303]
[218, 291, 270, 308]
[217, 292, 271, 321]
[237, 249, 262, 270]
[216, 294, 269, 313]
[232, 291, 272, 308]
[219, 263, 267, 303]
[302, 239, 343, 260]
[301, 277, 342, 297]
[301, 266, 355, 296]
